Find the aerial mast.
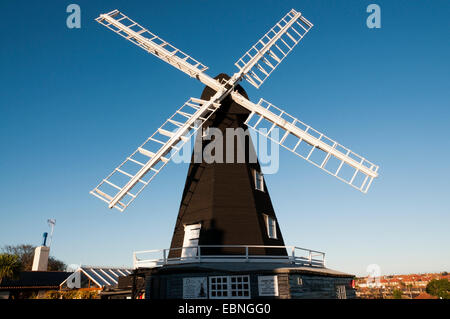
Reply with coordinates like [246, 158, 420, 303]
[47, 218, 56, 248]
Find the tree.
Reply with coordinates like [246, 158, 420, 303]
[2, 244, 66, 271]
[392, 289, 403, 299]
[3, 245, 34, 270]
[48, 257, 66, 271]
[0, 254, 22, 283]
[426, 279, 449, 299]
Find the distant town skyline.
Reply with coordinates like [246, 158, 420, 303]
[355, 271, 449, 299]
[1, 1, 449, 277]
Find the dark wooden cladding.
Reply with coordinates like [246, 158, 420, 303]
[168, 74, 287, 257]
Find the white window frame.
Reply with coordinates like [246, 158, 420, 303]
[254, 169, 264, 192]
[181, 223, 201, 258]
[336, 285, 347, 299]
[209, 275, 251, 299]
[264, 214, 277, 239]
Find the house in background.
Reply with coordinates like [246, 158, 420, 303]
[0, 271, 71, 299]
[0, 266, 133, 299]
[60, 266, 133, 299]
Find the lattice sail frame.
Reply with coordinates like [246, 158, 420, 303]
[234, 9, 313, 89]
[235, 96, 379, 193]
[92, 8, 379, 211]
[90, 98, 220, 211]
[95, 10, 209, 78]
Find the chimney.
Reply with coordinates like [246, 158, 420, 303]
[32, 232, 50, 271]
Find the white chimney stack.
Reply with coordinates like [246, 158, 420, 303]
[32, 231, 50, 271]
[32, 246, 50, 271]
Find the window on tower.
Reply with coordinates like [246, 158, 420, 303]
[254, 170, 264, 192]
[264, 214, 277, 239]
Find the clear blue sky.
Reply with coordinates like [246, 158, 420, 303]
[0, 1, 449, 277]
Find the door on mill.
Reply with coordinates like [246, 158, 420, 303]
[181, 223, 201, 258]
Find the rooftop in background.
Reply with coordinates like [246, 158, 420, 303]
[60, 266, 132, 289]
[0, 271, 71, 290]
[414, 292, 438, 299]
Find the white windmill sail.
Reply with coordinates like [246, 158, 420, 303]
[234, 9, 313, 89]
[91, 8, 380, 212]
[232, 93, 379, 193]
[91, 97, 220, 211]
[95, 10, 209, 78]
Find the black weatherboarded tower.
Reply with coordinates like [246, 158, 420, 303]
[169, 74, 287, 258]
[92, 8, 379, 299]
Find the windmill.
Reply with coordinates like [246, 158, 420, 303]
[90, 9, 379, 298]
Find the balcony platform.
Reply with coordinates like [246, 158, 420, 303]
[133, 245, 326, 269]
